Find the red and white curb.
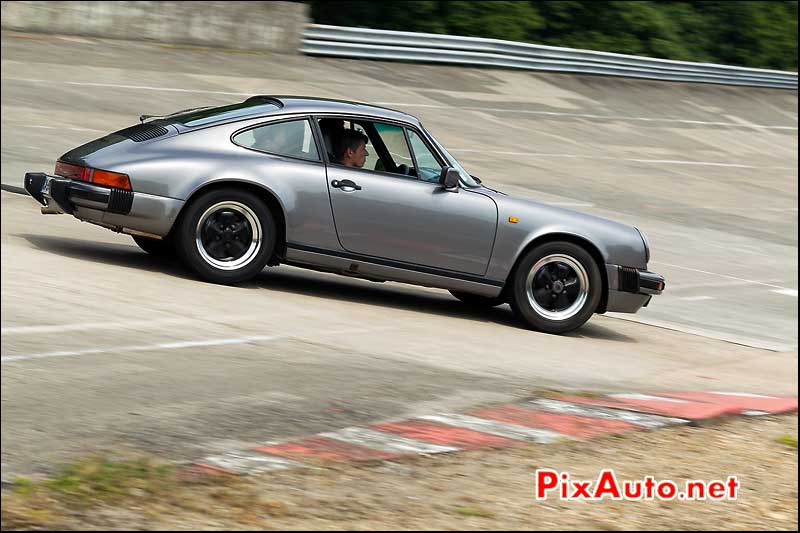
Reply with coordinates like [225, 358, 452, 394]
[188, 391, 798, 476]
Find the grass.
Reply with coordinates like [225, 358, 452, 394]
[2, 456, 178, 529]
[455, 505, 496, 518]
[40, 456, 174, 505]
[0, 455, 294, 529]
[776, 435, 798, 449]
[11, 477, 36, 495]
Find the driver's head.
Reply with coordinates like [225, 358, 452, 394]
[334, 129, 369, 168]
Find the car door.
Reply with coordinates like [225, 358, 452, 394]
[323, 118, 497, 276]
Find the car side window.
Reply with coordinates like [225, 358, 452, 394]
[233, 119, 319, 161]
[322, 117, 420, 177]
[371, 122, 413, 172]
[407, 129, 444, 183]
[349, 122, 413, 174]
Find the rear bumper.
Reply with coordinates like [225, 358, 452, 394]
[24, 172, 183, 237]
[25, 172, 133, 215]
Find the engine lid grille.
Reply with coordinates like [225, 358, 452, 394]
[115, 123, 169, 142]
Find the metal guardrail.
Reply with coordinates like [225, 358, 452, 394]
[302, 25, 798, 89]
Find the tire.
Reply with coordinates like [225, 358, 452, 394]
[509, 241, 602, 334]
[449, 290, 506, 308]
[132, 234, 175, 257]
[174, 187, 276, 285]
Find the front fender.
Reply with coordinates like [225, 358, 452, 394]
[480, 192, 648, 282]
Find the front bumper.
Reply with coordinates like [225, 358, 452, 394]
[604, 264, 666, 313]
[23, 172, 184, 237]
[612, 265, 666, 296]
[24, 172, 133, 215]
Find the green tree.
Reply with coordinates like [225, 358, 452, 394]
[697, 1, 798, 69]
[442, 1, 544, 41]
[306, 0, 798, 70]
[307, 1, 446, 33]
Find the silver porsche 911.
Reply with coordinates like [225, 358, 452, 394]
[23, 95, 664, 333]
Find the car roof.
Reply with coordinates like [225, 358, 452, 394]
[166, 96, 423, 133]
[262, 95, 420, 124]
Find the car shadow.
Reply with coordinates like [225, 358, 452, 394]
[17, 233, 636, 343]
[250, 267, 635, 343]
[563, 320, 635, 342]
[249, 266, 523, 329]
[18, 234, 193, 280]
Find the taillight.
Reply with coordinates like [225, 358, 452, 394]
[53, 161, 131, 190]
[54, 161, 91, 181]
[91, 169, 131, 190]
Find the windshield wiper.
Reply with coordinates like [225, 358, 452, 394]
[139, 106, 214, 124]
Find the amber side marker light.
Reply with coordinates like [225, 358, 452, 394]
[509, 216, 519, 224]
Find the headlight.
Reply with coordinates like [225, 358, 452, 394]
[635, 227, 650, 263]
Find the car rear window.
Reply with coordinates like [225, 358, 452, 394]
[172, 100, 281, 128]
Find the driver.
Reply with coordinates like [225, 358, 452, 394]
[334, 129, 369, 169]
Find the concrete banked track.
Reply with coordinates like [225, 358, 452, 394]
[1, 31, 797, 479]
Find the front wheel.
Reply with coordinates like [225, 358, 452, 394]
[174, 188, 276, 285]
[509, 241, 602, 334]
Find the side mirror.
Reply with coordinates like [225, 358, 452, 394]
[439, 167, 460, 191]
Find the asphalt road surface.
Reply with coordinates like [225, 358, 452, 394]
[2, 31, 797, 479]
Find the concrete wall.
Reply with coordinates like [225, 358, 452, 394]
[0, 1, 309, 53]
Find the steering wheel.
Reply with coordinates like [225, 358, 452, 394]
[396, 164, 412, 176]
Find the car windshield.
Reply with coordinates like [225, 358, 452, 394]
[424, 128, 481, 188]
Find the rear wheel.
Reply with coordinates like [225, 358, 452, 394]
[449, 290, 506, 308]
[174, 188, 276, 285]
[132, 235, 174, 257]
[509, 241, 602, 334]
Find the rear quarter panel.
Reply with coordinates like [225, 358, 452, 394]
[82, 116, 341, 251]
